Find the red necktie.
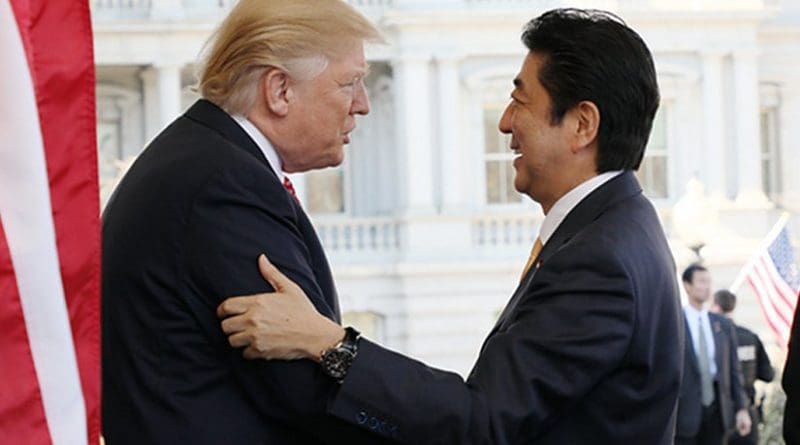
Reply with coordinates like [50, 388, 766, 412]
[283, 176, 299, 202]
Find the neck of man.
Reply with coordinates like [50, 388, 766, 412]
[688, 298, 705, 311]
[540, 169, 599, 215]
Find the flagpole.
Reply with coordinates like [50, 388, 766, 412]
[730, 211, 791, 292]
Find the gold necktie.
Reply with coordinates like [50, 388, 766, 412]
[520, 237, 543, 280]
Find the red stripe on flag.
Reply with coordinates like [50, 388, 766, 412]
[759, 256, 796, 311]
[751, 259, 792, 327]
[0, 219, 51, 445]
[11, 0, 101, 442]
[749, 275, 788, 332]
[748, 276, 789, 346]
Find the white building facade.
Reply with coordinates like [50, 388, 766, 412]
[93, 0, 800, 375]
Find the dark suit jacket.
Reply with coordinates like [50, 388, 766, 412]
[675, 312, 747, 438]
[734, 324, 774, 404]
[325, 172, 684, 444]
[785, 297, 800, 445]
[102, 100, 390, 444]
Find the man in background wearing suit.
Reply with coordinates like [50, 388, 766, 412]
[785, 297, 800, 445]
[676, 264, 751, 445]
[218, 9, 684, 444]
[102, 1, 390, 443]
[712, 289, 774, 445]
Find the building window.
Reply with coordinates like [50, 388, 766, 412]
[305, 166, 346, 214]
[760, 107, 781, 199]
[483, 104, 521, 205]
[636, 108, 669, 199]
[342, 311, 385, 342]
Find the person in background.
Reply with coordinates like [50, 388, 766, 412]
[675, 264, 751, 445]
[711, 289, 774, 445]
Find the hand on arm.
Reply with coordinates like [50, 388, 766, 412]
[217, 254, 345, 362]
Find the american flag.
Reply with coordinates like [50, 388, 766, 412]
[0, 1, 100, 443]
[733, 215, 800, 349]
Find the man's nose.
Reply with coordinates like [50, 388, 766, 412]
[352, 80, 370, 115]
[498, 103, 512, 134]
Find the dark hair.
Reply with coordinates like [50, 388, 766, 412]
[521, 8, 660, 172]
[714, 289, 737, 313]
[681, 263, 708, 284]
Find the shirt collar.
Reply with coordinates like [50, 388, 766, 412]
[538, 170, 623, 245]
[231, 114, 285, 182]
[683, 304, 709, 320]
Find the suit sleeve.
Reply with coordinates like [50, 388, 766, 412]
[327, 243, 635, 444]
[182, 165, 393, 443]
[753, 336, 774, 383]
[726, 321, 748, 412]
[783, 301, 800, 445]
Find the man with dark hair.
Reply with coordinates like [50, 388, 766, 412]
[675, 265, 751, 445]
[711, 289, 775, 445]
[216, 8, 683, 444]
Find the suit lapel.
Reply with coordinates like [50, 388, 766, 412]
[183, 99, 279, 181]
[487, 172, 643, 336]
[684, 314, 701, 377]
[183, 100, 342, 321]
[710, 314, 725, 375]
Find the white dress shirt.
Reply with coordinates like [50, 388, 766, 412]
[538, 170, 623, 245]
[683, 304, 718, 377]
[231, 114, 285, 183]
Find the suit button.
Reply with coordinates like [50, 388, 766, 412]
[356, 411, 368, 425]
[368, 417, 380, 430]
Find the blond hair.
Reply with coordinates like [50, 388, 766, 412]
[197, 0, 382, 114]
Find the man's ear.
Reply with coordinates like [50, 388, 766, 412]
[572, 100, 600, 152]
[262, 68, 292, 117]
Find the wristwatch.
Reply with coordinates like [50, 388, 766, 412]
[320, 326, 360, 383]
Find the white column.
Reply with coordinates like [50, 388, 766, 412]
[435, 55, 465, 213]
[139, 67, 159, 143]
[732, 49, 770, 207]
[701, 51, 728, 202]
[393, 54, 435, 214]
[140, 64, 182, 142]
[778, 84, 800, 211]
[393, 54, 473, 261]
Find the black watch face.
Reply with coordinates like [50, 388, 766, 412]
[322, 349, 355, 380]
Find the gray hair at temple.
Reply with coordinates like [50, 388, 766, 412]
[197, 0, 382, 115]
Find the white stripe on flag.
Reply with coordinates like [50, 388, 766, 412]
[761, 255, 798, 311]
[756, 259, 794, 325]
[754, 257, 793, 323]
[755, 264, 792, 329]
[749, 262, 791, 334]
[0, 2, 88, 444]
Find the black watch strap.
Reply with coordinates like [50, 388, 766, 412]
[340, 326, 360, 352]
[320, 326, 360, 383]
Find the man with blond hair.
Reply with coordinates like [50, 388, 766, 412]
[101, 1, 387, 443]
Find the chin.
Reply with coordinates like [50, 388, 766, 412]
[327, 148, 345, 167]
[513, 177, 527, 196]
